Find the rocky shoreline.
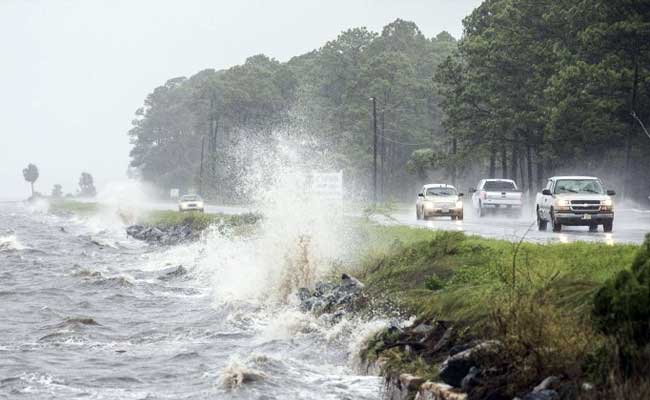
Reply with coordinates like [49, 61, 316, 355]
[126, 223, 198, 245]
[299, 275, 572, 400]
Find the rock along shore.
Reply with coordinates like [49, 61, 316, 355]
[299, 275, 567, 400]
[126, 224, 198, 245]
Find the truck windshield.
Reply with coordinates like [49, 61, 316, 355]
[483, 181, 517, 191]
[181, 195, 200, 201]
[554, 180, 604, 194]
[426, 187, 457, 196]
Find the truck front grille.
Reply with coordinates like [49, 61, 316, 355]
[570, 200, 600, 212]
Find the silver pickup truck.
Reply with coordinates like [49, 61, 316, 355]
[470, 179, 523, 217]
[535, 176, 615, 232]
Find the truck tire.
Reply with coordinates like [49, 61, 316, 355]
[457, 212, 464, 221]
[478, 203, 484, 218]
[550, 210, 562, 232]
[589, 224, 598, 232]
[603, 220, 613, 233]
[416, 207, 421, 220]
[537, 208, 547, 231]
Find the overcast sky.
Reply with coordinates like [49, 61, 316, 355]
[0, 0, 481, 200]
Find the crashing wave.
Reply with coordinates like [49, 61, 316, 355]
[219, 358, 268, 390]
[0, 235, 26, 252]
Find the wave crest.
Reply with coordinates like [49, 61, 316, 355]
[0, 235, 26, 252]
[219, 357, 267, 390]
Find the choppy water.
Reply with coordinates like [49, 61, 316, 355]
[0, 202, 382, 399]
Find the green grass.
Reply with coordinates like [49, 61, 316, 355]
[350, 220, 648, 395]
[48, 199, 260, 232]
[49, 199, 100, 215]
[139, 209, 260, 231]
[352, 221, 638, 322]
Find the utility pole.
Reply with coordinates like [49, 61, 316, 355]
[371, 97, 378, 205]
[198, 136, 205, 195]
[623, 56, 639, 200]
[207, 91, 219, 200]
[451, 138, 457, 186]
[380, 113, 385, 202]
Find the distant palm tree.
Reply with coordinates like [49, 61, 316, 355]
[52, 184, 63, 198]
[22, 163, 39, 196]
[78, 172, 97, 197]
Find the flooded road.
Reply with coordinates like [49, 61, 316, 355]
[0, 201, 381, 399]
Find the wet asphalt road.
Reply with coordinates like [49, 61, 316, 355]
[147, 200, 650, 245]
[384, 205, 650, 245]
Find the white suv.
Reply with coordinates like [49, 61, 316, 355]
[416, 184, 464, 221]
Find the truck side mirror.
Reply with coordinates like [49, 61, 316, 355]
[458, 193, 464, 197]
[607, 190, 616, 196]
[418, 193, 424, 197]
[542, 189, 552, 196]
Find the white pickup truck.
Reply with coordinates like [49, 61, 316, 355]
[470, 179, 523, 217]
[535, 176, 615, 233]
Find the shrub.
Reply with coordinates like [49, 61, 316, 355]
[592, 234, 650, 375]
[488, 293, 594, 396]
[425, 273, 445, 291]
[592, 234, 650, 348]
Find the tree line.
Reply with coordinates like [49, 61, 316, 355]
[435, 0, 650, 199]
[129, 3, 650, 202]
[21, 163, 97, 199]
[128, 19, 456, 201]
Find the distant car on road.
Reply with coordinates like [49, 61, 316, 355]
[416, 184, 464, 221]
[178, 194, 204, 213]
[470, 179, 523, 217]
[535, 176, 614, 232]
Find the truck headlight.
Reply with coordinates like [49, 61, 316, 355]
[554, 198, 570, 211]
[601, 198, 613, 211]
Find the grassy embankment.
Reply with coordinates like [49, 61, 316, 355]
[48, 199, 260, 231]
[349, 220, 648, 397]
[48, 199, 99, 215]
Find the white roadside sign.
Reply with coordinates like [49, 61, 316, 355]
[310, 171, 343, 201]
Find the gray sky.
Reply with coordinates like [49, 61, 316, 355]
[0, 0, 481, 199]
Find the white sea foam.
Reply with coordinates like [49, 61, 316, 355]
[0, 234, 26, 251]
[219, 356, 268, 390]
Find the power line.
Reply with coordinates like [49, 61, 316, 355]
[631, 111, 650, 141]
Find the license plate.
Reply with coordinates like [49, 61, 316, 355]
[442, 207, 449, 213]
[582, 214, 591, 220]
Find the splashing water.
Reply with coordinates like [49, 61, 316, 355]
[219, 356, 268, 390]
[0, 234, 26, 251]
[1, 132, 387, 399]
